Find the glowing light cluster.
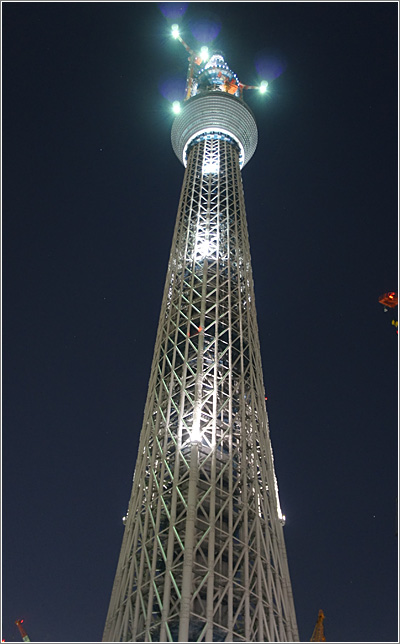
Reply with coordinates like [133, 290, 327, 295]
[199, 46, 209, 62]
[202, 160, 219, 174]
[172, 100, 181, 114]
[204, 54, 226, 70]
[259, 80, 269, 94]
[171, 23, 180, 39]
[196, 240, 211, 257]
[190, 426, 202, 443]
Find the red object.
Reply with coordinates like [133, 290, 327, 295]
[378, 292, 398, 308]
[14, 620, 28, 640]
[188, 326, 203, 337]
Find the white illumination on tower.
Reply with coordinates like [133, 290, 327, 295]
[202, 160, 219, 174]
[103, 26, 299, 644]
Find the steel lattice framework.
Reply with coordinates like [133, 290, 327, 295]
[103, 48, 298, 643]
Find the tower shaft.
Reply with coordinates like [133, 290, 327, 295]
[103, 130, 298, 641]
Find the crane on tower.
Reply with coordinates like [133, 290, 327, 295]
[170, 23, 268, 103]
[15, 619, 31, 643]
[310, 609, 327, 642]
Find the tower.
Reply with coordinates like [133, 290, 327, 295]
[14, 620, 31, 643]
[103, 25, 299, 643]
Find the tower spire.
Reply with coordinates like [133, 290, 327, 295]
[310, 610, 327, 642]
[103, 23, 298, 642]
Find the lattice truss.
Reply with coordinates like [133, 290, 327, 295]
[103, 137, 299, 643]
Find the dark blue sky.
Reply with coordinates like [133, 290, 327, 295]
[2, 2, 398, 642]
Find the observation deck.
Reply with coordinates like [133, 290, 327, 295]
[171, 53, 258, 168]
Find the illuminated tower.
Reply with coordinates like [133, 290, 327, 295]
[103, 26, 299, 643]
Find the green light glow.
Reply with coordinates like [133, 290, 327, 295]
[172, 101, 181, 114]
[171, 24, 180, 39]
[200, 46, 209, 62]
[259, 80, 269, 94]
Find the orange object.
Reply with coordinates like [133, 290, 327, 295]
[310, 609, 326, 642]
[188, 326, 203, 337]
[378, 292, 398, 308]
[227, 80, 238, 94]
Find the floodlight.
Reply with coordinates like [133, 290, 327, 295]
[200, 46, 209, 62]
[171, 24, 180, 39]
[259, 80, 269, 94]
[172, 101, 181, 114]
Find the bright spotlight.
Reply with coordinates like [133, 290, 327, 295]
[202, 160, 219, 174]
[259, 80, 269, 94]
[200, 46, 209, 62]
[172, 101, 181, 114]
[171, 24, 180, 39]
[190, 426, 202, 443]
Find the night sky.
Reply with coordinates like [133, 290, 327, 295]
[2, 2, 398, 643]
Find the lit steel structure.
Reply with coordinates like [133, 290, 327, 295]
[103, 27, 298, 643]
